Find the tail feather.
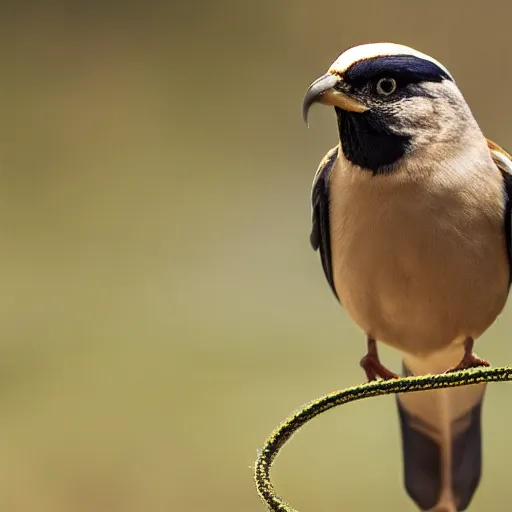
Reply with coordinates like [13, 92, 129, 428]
[396, 360, 486, 511]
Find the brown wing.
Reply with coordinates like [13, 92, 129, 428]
[488, 138, 512, 285]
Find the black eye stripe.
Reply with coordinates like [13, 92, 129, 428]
[343, 55, 453, 88]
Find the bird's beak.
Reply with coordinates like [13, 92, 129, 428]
[302, 73, 367, 124]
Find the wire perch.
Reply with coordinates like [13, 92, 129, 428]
[254, 366, 512, 512]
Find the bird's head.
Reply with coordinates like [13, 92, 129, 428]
[303, 43, 480, 175]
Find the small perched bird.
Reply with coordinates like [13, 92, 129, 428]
[302, 43, 512, 512]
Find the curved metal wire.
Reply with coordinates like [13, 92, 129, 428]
[254, 366, 512, 512]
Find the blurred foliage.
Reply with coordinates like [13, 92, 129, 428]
[0, 0, 510, 510]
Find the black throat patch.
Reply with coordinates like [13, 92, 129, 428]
[336, 108, 411, 174]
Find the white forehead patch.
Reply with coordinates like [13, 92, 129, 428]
[328, 43, 453, 80]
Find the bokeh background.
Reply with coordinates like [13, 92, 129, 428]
[0, 1, 511, 510]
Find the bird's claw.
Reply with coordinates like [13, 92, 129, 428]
[445, 337, 490, 373]
[446, 355, 490, 373]
[360, 354, 400, 381]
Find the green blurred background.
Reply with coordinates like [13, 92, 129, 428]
[0, 1, 511, 510]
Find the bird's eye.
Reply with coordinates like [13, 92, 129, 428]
[376, 77, 397, 96]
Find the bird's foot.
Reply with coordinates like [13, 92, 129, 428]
[360, 355, 400, 381]
[445, 337, 490, 373]
[360, 337, 399, 381]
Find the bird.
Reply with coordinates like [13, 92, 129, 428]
[302, 42, 512, 512]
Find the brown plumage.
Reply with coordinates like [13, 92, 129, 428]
[304, 43, 512, 510]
